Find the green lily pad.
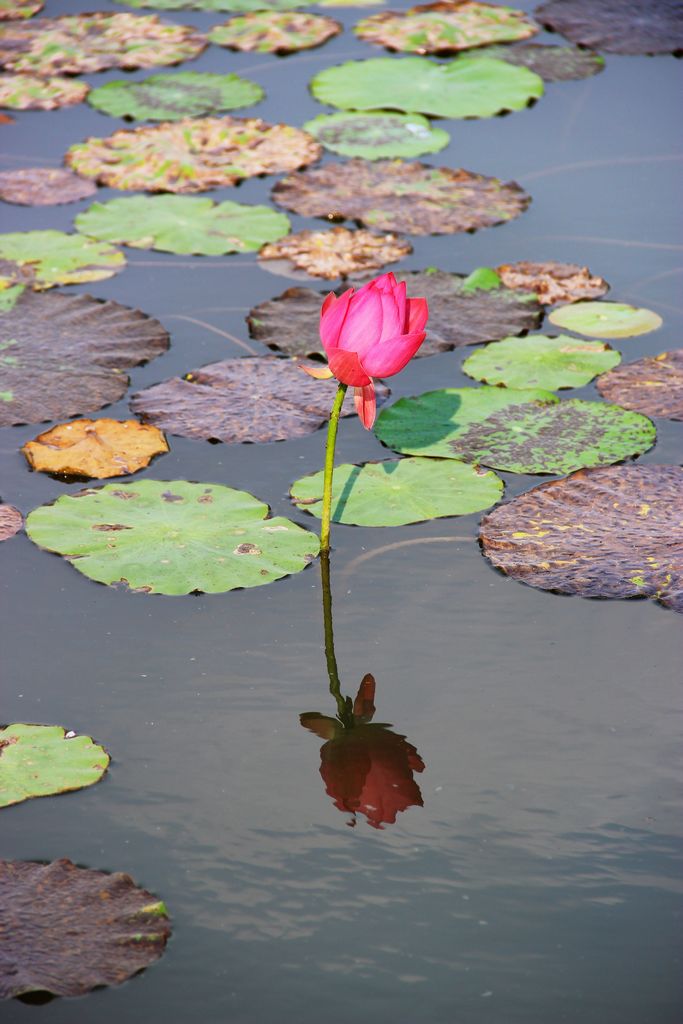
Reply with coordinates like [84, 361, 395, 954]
[548, 301, 663, 339]
[291, 457, 503, 526]
[310, 56, 543, 118]
[302, 111, 449, 160]
[87, 72, 264, 123]
[462, 334, 620, 390]
[209, 11, 341, 54]
[76, 195, 290, 256]
[0, 231, 124, 290]
[26, 480, 321, 595]
[468, 42, 604, 81]
[375, 385, 558, 459]
[0, 72, 88, 110]
[0, 724, 109, 809]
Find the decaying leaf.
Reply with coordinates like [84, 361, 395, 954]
[0, 168, 96, 206]
[596, 349, 683, 421]
[0, 0, 43, 21]
[467, 42, 604, 81]
[302, 110, 450, 160]
[0, 230, 124, 292]
[23, 419, 169, 478]
[258, 226, 412, 279]
[87, 71, 264, 122]
[462, 334, 620, 390]
[0, 502, 22, 540]
[117, 0, 304, 10]
[355, 1, 537, 54]
[535, 0, 683, 56]
[496, 260, 609, 305]
[0, 724, 109, 808]
[0, 858, 171, 997]
[0, 73, 88, 110]
[480, 464, 683, 612]
[209, 11, 341, 53]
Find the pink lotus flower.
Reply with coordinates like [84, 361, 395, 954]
[303, 273, 428, 429]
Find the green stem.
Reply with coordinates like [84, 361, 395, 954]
[320, 550, 353, 728]
[320, 381, 348, 555]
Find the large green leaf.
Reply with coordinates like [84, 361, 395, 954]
[302, 110, 450, 160]
[26, 480, 320, 595]
[87, 71, 264, 122]
[0, 231, 125, 289]
[462, 334, 621, 390]
[548, 301, 663, 338]
[0, 724, 109, 809]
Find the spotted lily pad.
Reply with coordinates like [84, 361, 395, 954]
[0, 73, 88, 110]
[311, 56, 543, 118]
[117, 0, 304, 9]
[209, 11, 341, 53]
[0, 502, 22, 540]
[0, 0, 43, 21]
[26, 480, 321, 594]
[76, 195, 290, 255]
[480, 464, 683, 612]
[0, 858, 171, 997]
[467, 42, 604, 81]
[0, 13, 206, 74]
[0, 724, 109, 809]
[291, 457, 503, 526]
[535, 0, 683, 56]
[302, 111, 449, 160]
[66, 116, 321, 194]
[549, 301, 663, 339]
[463, 334, 620, 390]
[0, 231, 124, 291]
[273, 159, 530, 236]
[596, 349, 683, 421]
[87, 72, 264, 123]
[0, 168, 96, 206]
[23, 419, 169, 479]
[258, 226, 412, 279]
[0, 290, 169, 427]
[496, 261, 609, 305]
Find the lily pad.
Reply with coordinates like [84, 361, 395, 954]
[0, 168, 96, 206]
[273, 159, 530, 236]
[496, 260, 609, 305]
[535, 0, 683, 56]
[23, 419, 169, 479]
[0, 290, 169, 427]
[117, 0, 304, 10]
[258, 226, 412, 279]
[0, 73, 88, 110]
[0, 724, 109, 809]
[87, 71, 264, 123]
[310, 55, 543, 118]
[468, 42, 604, 81]
[0, 13, 206, 74]
[130, 356, 388, 443]
[291, 457, 503, 526]
[209, 11, 341, 53]
[480, 464, 683, 612]
[0, 858, 171, 998]
[0, 0, 43, 21]
[0, 230, 124, 291]
[462, 334, 620, 391]
[26, 479, 321, 594]
[596, 349, 683, 421]
[302, 110, 450, 160]
[0, 502, 22, 540]
[548, 301, 663, 339]
[66, 116, 321, 194]
[76, 195, 290, 256]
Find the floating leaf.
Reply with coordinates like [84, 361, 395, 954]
[0, 72, 88, 110]
[258, 226, 411, 279]
[23, 419, 169, 479]
[116, 0, 304, 10]
[0, 168, 96, 206]
[548, 301, 663, 339]
[209, 11, 341, 53]
[76, 195, 290, 255]
[310, 55, 543, 118]
[26, 480, 321, 594]
[462, 334, 620, 391]
[0, 13, 206, 74]
[0, 231, 124, 290]
[0, 291, 169, 427]
[596, 349, 683, 421]
[468, 42, 604, 81]
[0, 858, 171, 998]
[496, 260, 608, 305]
[273, 159, 530, 236]
[130, 356, 388, 442]
[0, 724, 109, 809]
[0, 502, 22, 540]
[480, 464, 683, 612]
[535, 0, 683, 56]
[302, 110, 449, 160]
[66, 116, 321, 194]
[291, 457, 503, 526]
[87, 71, 263, 124]
[0, 0, 43, 21]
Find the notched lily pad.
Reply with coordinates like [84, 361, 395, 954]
[209, 11, 341, 53]
[0, 73, 88, 110]
[549, 301, 663, 339]
[496, 260, 608, 305]
[462, 334, 620, 391]
[302, 110, 450, 160]
[0, 0, 43, 21]
[0, 230, 124, 291]
[0, 724, 109, 809]
[596, 349, 683, 421]
[258, 226, 411, 279]
[469, 42, 604, 81]
[480, 464, 683, 612]
[535, 0, 683, 56]
[0, 168, 96, 207]
[0, 858, 171, 997]
[87, 71, 264, 123]
[23, 419, 169, 479]
[0, 502, 22, 540]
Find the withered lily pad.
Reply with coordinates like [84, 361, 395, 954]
[469, 42, 604, 81]
[549, 301, 662, 339]
[258, 226, 412, 279]
[26, 480, 321, 594]
[596, 349, 683, 421]
[66, 116, 321, 194]
[0, 13, 206, 74]
[0, 73, 88, 110]
[116, 0, 304, 10]
[462, 334, 620, 390]
[302, 110, 449, 160]
[0, 0, 43, 21]
[272, 159, 530, 236]
[209, 11, 341, 53]
[0, 724, 109, 809]
[23, 419, 169, 479]
[0, 168, 96, 207]
[0, 858, 171, 997]
[534, 0, 683, 56]
[130, 356, 388, 442]
[88, 71, 264, 123]
[480, 464, 683, 612]
[0, 291, 169, 427]
[496, 260, 608, 305]
[0, 502, 22, 540]
[0, 230, 124, 292]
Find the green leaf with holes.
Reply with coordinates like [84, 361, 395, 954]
[0, 724, 110, 809]
[548, 301, 662, 338]
[87, 71, 264, 122]
[462, 334, 621, 390]
[302, 111, 450, 160]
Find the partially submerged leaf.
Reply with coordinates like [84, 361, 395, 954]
[462, 334, 620, 390]
[596, 349, 683, 421]
[535, 0, 683, 56]
[0, 502, 22, 541]
[0, 73, 88, 110]
[0, 724, 109, 809]
[258, 226, 412, 279]
[0, 0, 43, 21]
[467, 42, 604, 81]
[549, 301, 663, 339]
[0, 230, 124, 290]
[302, 110, 450, 160]
[496, 260, 609, 305]
[0, 168, 96, 207]
[209, 11, 341, 53]
[23, 419, 169, 479]
[88, 71, 264, 122]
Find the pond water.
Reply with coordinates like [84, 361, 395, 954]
[1, 1, 682, 1021]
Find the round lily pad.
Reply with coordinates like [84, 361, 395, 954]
[291, 457, 503, 526]
[0, 13, 206, 74]
[76, 195, 290, 256]
[468, 42, 604, 81]
[302, 110, 449, 160]
[548, 301, 663, 339]
[258, 226, 412, 280]
[87, 71, 264, 123]
[0, 230, 124, 291]
[0, 73, 88, 110]
[273, 159, 530, 236]
[0, 0, 43, 21]
[209, 11, 341, 53]
[23, 419, 169, 479]
[310, 56, 544, 118]
[0, 724, 109, 809]
[26, 480, 321, 594]
[0, 290, 169, 427]
[0, 168, 96, 207]
[116, 0, 304, 10]
[462, 334, 620, 391]
[0, 502, 22, 540]
[496, 260, 608, 305]
[66, 115, 321, 194]
[596, 349, 683, 421]
[355, 2, 538, 54]
[535, 0, 683, 56]
[0, 858, 171, 998]
[480, 464, 683, 612]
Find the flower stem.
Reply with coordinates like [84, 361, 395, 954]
[320, 550, 353, 727]
[320, 381, 348, 555]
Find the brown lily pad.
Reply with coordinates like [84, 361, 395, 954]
[0, 73, 88, 110]
[272, 159, 530, 236]
[258, 226, 412, 279]
[130, 356, 389, 443]
[0, 858, 171, 998]
[66, 116, 321, 194]
[496, 260, 609, 305]
[0, 0, 43, 21]
[480, 464, 683, 613]
[534, 0, 683, 56]
[0, 290, 169, 427]
[471, 42, 604, 81]
[23, 419, 169, 478]
[0, 502, 22, 540]
[596, 349, 683, 421]
[0, 168, 96, 207]
[209, 11, 341, 53]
